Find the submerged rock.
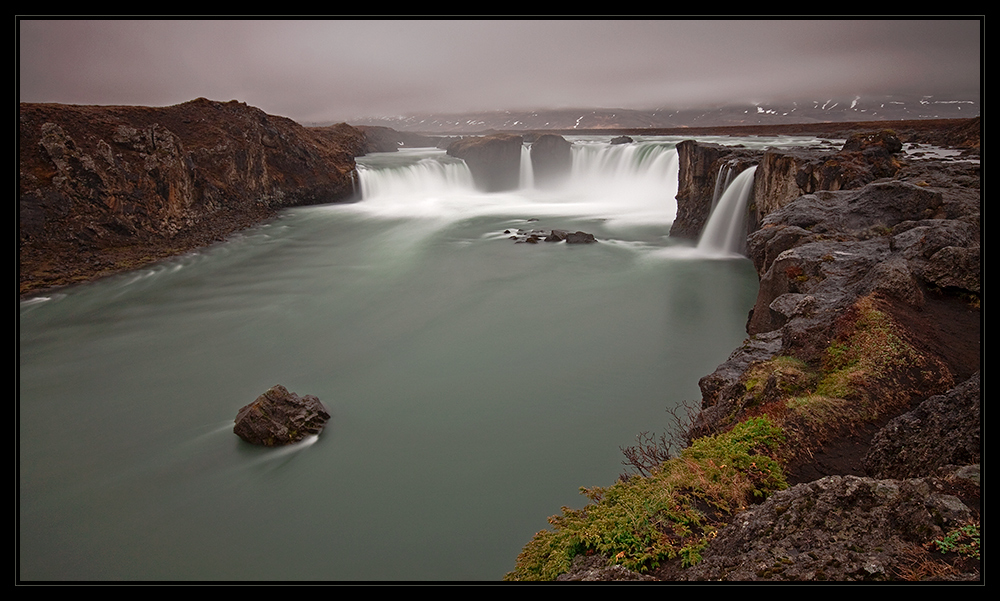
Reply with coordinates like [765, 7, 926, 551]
[233, 385, 330, 446]
[508, 227, 598, 244]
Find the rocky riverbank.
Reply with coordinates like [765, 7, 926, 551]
[518, 118, 981, 582]
[18, 99, 378, 297]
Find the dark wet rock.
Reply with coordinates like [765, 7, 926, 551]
[842, 129, 904, 154]
[565, 231, 597, 244]
[754, 180, 943, 238]
[865, 374, 981, 480]
[610, 135, 633, 145]
[680, 471, 979, 581]
[233, 385, 331, 447]
[530, 134, 572, 189]
[509, 227, 597, 244]
[670, 141, 759, 240]
[446, 133, 524, 192]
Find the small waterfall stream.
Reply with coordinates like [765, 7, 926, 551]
[697, 165, 757, 256]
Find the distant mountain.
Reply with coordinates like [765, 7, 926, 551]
[340, 94, 979, 134]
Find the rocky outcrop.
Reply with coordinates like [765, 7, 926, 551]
[671, 131, 910, 244]
[19, 98, 362, 296]
[864, 373, 981, 480]
[446, 133, 524, 192]
[679, 469, 980, 581]
[750, 142, 904, 225]
[348, 125, 443, 153]
[679, 122, 981, 581]
[529, 134, 572, 189]
[670, 140, 758, 240]
[233, 385, 331, 446]
[506, 227, 597, 244]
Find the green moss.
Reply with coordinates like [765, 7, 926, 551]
[507, 296, 945, 581]
[504, 417, 788, 581]
[814, 296, 922, 414]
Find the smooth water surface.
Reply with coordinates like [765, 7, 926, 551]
[20, 137, 775, 581]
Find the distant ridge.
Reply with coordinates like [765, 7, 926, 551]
[337, 94, 979, 134]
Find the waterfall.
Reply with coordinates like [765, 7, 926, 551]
[710, 162, 736, 213]
[697, 165, 757, 255]
[519, 144, 534, 189]
[353, 139, 679, 228]
[570, 140, 677, 184]
[357, 153, 475, 198]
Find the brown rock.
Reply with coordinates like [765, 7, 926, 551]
[233, 385, 331, 446]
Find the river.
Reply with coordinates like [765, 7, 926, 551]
[19, 135, 823, 581]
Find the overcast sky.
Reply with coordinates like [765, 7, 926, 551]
[18, 19, 982, 124]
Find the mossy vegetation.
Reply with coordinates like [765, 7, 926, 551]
[504, 417, 787, 581]
[506, 293, 954, 580]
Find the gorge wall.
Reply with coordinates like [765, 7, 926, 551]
[653, 121, 980, 581]
[19, 99, 375, 296]
[541, 120, 980, 582]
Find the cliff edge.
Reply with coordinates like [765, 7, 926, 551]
[19, 98, 365, 296]
[509, 119, 981, 582]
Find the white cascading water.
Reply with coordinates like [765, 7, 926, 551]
[697, 165, 757, 256]
[356, 153, 475, 198]
[519, 144, 534, 189]
[710, 162, 736, 213]
[354, 139, 680, 231]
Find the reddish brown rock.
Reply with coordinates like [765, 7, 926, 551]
[233, 385, 331, 447]
[19, 98, 361, 296]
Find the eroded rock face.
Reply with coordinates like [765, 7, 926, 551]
[233, 385, 331, 446]
[19, 98, 361, 295]
[446, 133, 524, 192]
[865, 374, 981, 480]
[529, 134, 572, 189]
[679, 471, 979, 581]
[686, 124, 979, 481]
[670, 141, 757, 240]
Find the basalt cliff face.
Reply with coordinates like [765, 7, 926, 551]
[19, 98, 368, 296]
[446, 133, 525, 192]
[556, 119, 981, 582]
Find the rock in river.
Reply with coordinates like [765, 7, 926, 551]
[234, 385, 331, 446]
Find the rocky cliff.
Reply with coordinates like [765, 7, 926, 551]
[520, 118, 981, 582]
[446, 133, 524, 192]
[529, 133, 573, 189]
[686, 123, 980, 581]
[19, 98, 366, 296]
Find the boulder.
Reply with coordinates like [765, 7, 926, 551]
[679, 471, 980, 581]
[233, 385, 330, 446]
[508, 227, 597, 244]
[864, 374, 981, 480]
